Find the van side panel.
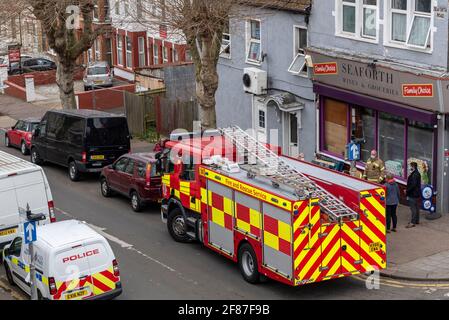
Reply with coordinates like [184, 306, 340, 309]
[0, 176, 20, 245]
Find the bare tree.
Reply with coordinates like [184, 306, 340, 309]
[1, 0, 107, 109]
[135, 0, 297, 129]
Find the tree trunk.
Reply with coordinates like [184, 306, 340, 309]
[56, 58, 77, 110]
[195, 36, 219, 129]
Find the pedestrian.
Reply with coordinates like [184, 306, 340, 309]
[406, 162, 421, 228]
[363, 150, 386, 184]
[384, 173, 399, 233]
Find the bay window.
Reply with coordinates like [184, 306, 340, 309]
[117, 35, 123, 66]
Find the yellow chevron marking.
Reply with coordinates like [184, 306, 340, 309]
[294, 227, 308, 251]
[66, 278, 80, 292]
[365, 196, 386, 218]
[93, 273, 115, 291]
[174, 189, 180, 199]
[298, 245, 321, 279]
[360, 203, 386, 237]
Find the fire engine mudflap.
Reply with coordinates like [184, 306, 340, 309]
[159, 126, 386, 287]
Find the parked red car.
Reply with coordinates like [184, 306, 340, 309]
[5, 118, 41, 155]
[100, 153, 162, 211]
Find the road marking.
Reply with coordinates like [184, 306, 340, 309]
[56, 207, 177, 273]
[354, 275, 449, 289]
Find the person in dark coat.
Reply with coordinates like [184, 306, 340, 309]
[406, 162, 421, 228]
[384, 173, 400, 233]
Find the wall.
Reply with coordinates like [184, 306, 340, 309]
[216, 6, 316, 160]
[76, 84, 135, 110]
[7, 68, 84, 87]
[309, 0, 449, 71]
[3, 80, 27, 100]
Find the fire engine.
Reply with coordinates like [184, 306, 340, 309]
[158, 126, 386, 286]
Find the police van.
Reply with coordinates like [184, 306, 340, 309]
[0, 151, 55, 252]
[2, 220, 122, 300]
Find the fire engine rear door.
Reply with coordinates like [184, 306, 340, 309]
[206, 180, 235, 256]
[262, 203, 293, 280]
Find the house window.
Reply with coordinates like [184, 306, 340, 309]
[117, 35, 123, 65]
[337, 0, 378, 40]
[258, 109, 266, 129]
[95, 38, 101, 61]
[154, 44, 159, 64]
[162, 45, 168, 63]
[126, 36, 132, 68]
[288, 27, 308, 76]
[246, 19, 261, 63]
[104, 0, 110, 21]
[173, 47, 179, 62]
[220, 21, 231, 59]
[388, 0, 432, 49]
[93, 0, 99, 20]
[138, 37, 145, 67]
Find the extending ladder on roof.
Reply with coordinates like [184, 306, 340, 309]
[220, 126, 358, 222]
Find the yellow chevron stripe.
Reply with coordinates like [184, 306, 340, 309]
[341, 257, 355, 274]
[66, 278, 80, 292]
[298, 245, 321, 279]
[294, 227, 308, 251]
[162, 175, 171, 187]
[93, 273, 115, 291]
[360, 240, 384, 267]
[322, 235, 340, 266]
[365, 196, 385, 217]
[360, 203, 385, 236]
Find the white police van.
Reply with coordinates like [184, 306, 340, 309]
[0, 151, 55, 252]
[2, 220, 122, 300]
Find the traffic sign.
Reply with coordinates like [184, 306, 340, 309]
[347, 143, 361, 161]
[24, 221, 37, 244]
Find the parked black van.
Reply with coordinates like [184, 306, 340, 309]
[31, 109, 131, 181]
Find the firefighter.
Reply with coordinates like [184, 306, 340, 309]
[349, 161, 363, 179]
[363, 150, 386, 183]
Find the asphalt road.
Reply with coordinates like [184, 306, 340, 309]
[1, 132, 449, 300]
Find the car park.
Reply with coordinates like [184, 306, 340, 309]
[100, 153, 162, 212]
[0, 151, 55, 253]
[4, 118, 41, 155]
[30, 109, 131, 181]
[83, 61, 113, 91]
[2, 220, 122, 300]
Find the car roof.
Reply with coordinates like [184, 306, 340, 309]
[18, 117, 41, 123]
[47, 109, 125, 119]
[125, 152, 157, 163]
[87, 61, 109, 68]
[37, 220, 104, 249]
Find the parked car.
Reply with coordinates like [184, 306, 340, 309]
[83, 61, 113, 91]
[2, 220, 122, 300]
[8, 57, 55, 75]
[100, 153, 162, 212]
[31, 109, 131, 181]
[4, 118, 41, 155]
[0, 150, 55, 254]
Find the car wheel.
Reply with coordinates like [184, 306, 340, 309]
[68, 161, 80, 181]
[21, 141, 29, 155]
[130, 191, 143, 212]
[167, 207, 191, 243]
[5, 135, 10, 147]
[101, 178, 112, 197]
[31, 148, 43, 165]
[238, 243, 260, 284]
[4, 263, 15, 286]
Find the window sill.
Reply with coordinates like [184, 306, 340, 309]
[288, 70, 309, 78]
[383, 41, 433, 54]
[220, 54, 232, 60]
[246, 59, 262, 66]
[335, 33, 379, 44]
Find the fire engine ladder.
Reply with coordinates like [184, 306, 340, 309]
[220, 126, 358, 222]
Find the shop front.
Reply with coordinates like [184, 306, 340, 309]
[308, 48, 446, 214]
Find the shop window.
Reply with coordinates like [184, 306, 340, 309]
[379, 112, 405, 178]
[352, 107, 376, 162]
[323, 98, 348, 156]
[407, 120, 433, 184]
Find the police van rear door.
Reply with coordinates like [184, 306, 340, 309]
[53, 245, 94, 300]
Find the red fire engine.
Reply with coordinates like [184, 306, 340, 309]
[158, 126, 386, 286]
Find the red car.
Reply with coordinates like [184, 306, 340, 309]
[5, 118, 40, 155]
[100, 153, 162, 211]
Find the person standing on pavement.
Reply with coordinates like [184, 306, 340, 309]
[363, 150, 386, 184]
[406, 162, 421, 228]
[384, 173, 400, 233]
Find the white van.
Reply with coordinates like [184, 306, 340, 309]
[0, 151, 55, 251]
[2, 220, 122, 300]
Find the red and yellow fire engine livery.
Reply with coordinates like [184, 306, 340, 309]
[160, 133, 386, 287]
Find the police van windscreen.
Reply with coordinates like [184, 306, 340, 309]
[86, 117, 129, 147]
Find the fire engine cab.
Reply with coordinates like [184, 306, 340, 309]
[158, 126, 386, 286]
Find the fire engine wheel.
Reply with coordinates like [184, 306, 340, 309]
[238, 243, 260, 284]
[167, 207, 191, 243]
[4, 264, 15, 286]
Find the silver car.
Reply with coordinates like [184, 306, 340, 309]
[83, 61, 113, 91]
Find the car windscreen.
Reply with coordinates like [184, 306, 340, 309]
[86, 117, 129, 147]
[87, 67, 108, 75]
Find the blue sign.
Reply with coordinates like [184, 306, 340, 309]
[24, 221, 37, 244]
[347, 143, 361, 161]
[421, 185, 436, 213]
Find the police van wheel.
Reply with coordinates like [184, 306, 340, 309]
[238, 243, 260, 284]
[4, 264, 15, 286]
[167, 208, 191, 243]
[69, 161, 80, 181]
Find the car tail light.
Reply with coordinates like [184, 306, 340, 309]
[82, 152, 87, 163]
[145, 163, 152, 187]
[26, 132, 32, 141]
[48, 201, 56, 223]
[49, 277, 57, 295]
[113, 259, 120, 277]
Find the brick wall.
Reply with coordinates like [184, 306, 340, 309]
[76, 84, 135, 110]
[4, 80, 27, 100]
[7, 68, 85, 87]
